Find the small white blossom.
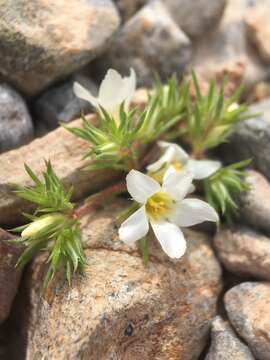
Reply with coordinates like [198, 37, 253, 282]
[119, 170, 218, 259]
[73, 68, 136, 119]
[147, 141, 221, 182]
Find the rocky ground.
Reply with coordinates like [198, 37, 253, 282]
[1, 0, 270, 359]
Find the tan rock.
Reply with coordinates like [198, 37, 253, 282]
[13, 201, 222, 360]
[0, 0, 120, 96]
[245, 5, 270, 63]
[0, 228, 23, 323]
[192, 0, 270, 92]
[214, 227, 270, 280]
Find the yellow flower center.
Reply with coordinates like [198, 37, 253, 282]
[145, 191, 173, 221]
[149, 161, 183, 183]
[171, 160, 183, 171]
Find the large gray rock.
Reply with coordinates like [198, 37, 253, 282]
[225, 282, 270, 360]
[114, 0, 148, 21]
[34, 75, 98, 130]
[220, 99, 270, 180]
[214, 227, 270, 281]
[98, 0, 192, 86]
[192, 0, 270, 93]
[0, 84, 33, 153]
[10, 201, 222, 360]
[0, 228, 22, 324]
[0, 0, 120, 96]
[205, 316, 255, 360]
[164, 0, 226, 39]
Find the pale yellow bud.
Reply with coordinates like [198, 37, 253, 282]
[227, 102, 239, 112]
[21, 213, 65, 238]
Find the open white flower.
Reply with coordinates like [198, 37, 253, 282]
[119, 169, 218, 259]
[147, 141, 221, 182]
[73, 68, 136, 119]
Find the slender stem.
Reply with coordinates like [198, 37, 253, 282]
[73, 181, 126, 219]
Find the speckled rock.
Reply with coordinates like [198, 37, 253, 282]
[0, 0, 120, 96]
[98, 0, 192, 86]
[114, 0, 148, 21]
[0, 84, 33, 153]
[245, 4, 270, 63]
[13, 201, 222, 360]
[164, 0, 226, 39]
[214, 227, 270, 281]
[192, 0, 270, 92]
[34, 75, 98, 130]
[238, 171, 270, 234]
[220, 98, 270, 180]
[225, 282, 270, 360]
[0, 228, 22, 324]
[205, 316, 255, 360]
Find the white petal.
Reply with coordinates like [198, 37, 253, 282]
[126, 170, 161, 203]
[73, 82, 99, 107]
[99, 69, 125, 105]
[162, 170, 193, 201]
[147, 146, 176, 172]
[151, 221, 186, 258]
[158, 141, 189, 163]
[119, 206, 149, 245]
[186, 159, 221, 179]
[169, 198, 219, 227]
[123, 68, 136, 111]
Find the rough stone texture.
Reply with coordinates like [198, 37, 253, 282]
[225, 282, 270, 360]
[0, 83, 33, 153]
[0, 228, 23, 324]
[10, 201, 222, 360]
[214, 227, 270, 281]
[164, 0, 226, 39]
[114, 0, 148, 21]
[205, 316, 255, 360]
[238, 171, 270, 234]
[192, 0, 270, 93]
[97, 0, 192, 86]
[245, 5, 270, 63]
[220, 98, 270, 180]
[34, 74, 98, 130]
[0, 0, 120, 96]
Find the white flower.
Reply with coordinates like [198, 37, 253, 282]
[119, 170, 218, 259]
[73, 68, 136, 119]
[147, 141, 221, 181]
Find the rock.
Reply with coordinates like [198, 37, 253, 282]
[205, 316, 255, 360]
[97, 0, 192, 87]
[225, 282, 270, 360]
[247, 81, 270, 103]
[238, 171, 270, 234]
[114, 0, 148, 21]
[220, 98, 270, 180]
[11, 201, 222, 360]
[0, 0, 120, 96]
[163, 0, 226, 39]
[0, 84, 33, 153]
[214, 227, 270, 281]
[192, 0, 270, 93]
[245, 4, 270, 63]
[0, 228, 23, 324]
[34, 75, 98, 130]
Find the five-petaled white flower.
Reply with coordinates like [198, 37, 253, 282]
[119, 169, 218, 259]
[73, 68, 136, 119]
[147, 141, 221, 182]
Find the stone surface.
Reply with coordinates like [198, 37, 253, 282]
[114, 0, 148, 21]
[164, 0, 226, 39]
[97, 0, 192, 86]
[220, 98, 270, 180]
[34, 74, 98, 130]
[225, 282, 270, 360]
[245, 5, 270, 63]
[0, 83, 33, 153]
[192, 0, 270, 93]
[205, 316, 255, 360]
[0, 228, 23, 324]
[0, 0, 120, 96]
[239, 171, 270, 234]
[10, 201, 222, 360]
[214, 227, 270, 281]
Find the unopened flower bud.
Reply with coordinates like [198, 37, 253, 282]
[21, 213, 65, 238]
